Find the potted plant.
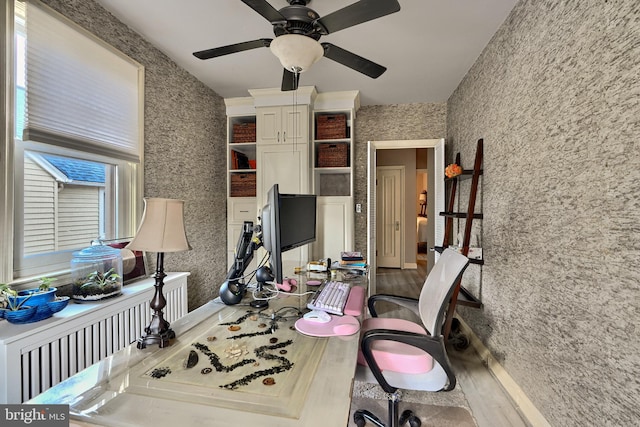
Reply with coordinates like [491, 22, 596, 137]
[0, 284, 37, 322]
[73, 268, 122, 301]
[0, 279, 71, 322]
[9, 277, 58, 308]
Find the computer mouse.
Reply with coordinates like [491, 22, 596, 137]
[333, 323, 360, 336]
[303, 310, 332, 323]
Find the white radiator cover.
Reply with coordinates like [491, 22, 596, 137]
[0, 272, 189, 403]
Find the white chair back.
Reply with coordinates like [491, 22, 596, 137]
[418, 248, 470, 336]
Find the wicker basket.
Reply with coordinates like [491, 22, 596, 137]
[317, 143, 348, 168]
[316, 114, 347, 140]
[232, 123, 256, 143]
[230, 173, 256, 197]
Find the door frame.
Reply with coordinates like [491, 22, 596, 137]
[376, 165, 405, 269]
[367, 139, 445, 296]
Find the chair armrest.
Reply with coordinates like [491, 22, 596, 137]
[360, 328, 456, 394]
[367, 294, 419, 318]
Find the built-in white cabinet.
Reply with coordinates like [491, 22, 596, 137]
[224, 87, 359, 273]
[256, 105, 309, 145]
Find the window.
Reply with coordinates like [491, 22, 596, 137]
[1, 1, 144, 283]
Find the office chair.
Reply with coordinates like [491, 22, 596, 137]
[353, 248, 470, 427]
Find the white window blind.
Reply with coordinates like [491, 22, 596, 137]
[23, 1, 143, 162]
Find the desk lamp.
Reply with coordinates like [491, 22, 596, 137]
[419, 190, 427, 217]
[127, 198, 191, 349]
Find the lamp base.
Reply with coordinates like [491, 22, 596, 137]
[137, 252, 176, 349]
[137, 327, 176, 349]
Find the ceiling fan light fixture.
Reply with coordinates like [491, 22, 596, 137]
[270, 34, 324, 73]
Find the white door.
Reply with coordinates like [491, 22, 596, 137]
[376, 166, 403, 268]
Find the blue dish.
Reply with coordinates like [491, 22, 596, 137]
[4, 305, 38, 323]
[47, 296, 70, 313]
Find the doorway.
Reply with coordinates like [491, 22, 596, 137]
[367, 139, 445, 296]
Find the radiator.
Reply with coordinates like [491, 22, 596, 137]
[0, 272, 189, 403]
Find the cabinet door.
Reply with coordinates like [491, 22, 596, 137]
[313, 196, 354, 261]
[256, 143, 310, 267]
[256, 106, 282, 144]
[282, 105, 309, 144]
[256, 143, 310, 208]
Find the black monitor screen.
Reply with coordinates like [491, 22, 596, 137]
[262, 184, 316, 284]
[279, 194, 317, 252]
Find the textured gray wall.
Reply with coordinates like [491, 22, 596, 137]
[42, 0, 228, 310]
[447, 1, 640, 426]
[353, 103, 447, 256]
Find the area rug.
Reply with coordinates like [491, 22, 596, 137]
[349, 381, 477, 427]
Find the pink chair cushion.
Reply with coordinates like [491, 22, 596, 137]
[357, 317, 434, 374]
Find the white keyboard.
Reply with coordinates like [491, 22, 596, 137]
[307, 281, 350, 315]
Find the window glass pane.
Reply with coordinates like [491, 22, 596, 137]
[22, 151, 111, 256]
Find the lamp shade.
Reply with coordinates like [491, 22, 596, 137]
[419, 191, 427, 204]
[127, 198, 191, 253]
[270, 34, 324, 73]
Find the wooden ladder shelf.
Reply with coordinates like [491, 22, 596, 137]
[436, 138, 484, 344]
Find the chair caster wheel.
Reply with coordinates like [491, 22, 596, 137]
[453, 334, 470, 351]
[354, 412, 366, 427]
[399, 410, 421, 426]
[353, 409, 384, 427]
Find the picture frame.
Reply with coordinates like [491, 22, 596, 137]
[101, 238, 149, 284]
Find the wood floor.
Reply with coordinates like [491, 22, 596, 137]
[374, 260, 530, 427]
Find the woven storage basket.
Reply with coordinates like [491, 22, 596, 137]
[317, 143, 348, 168]
[316, 114, 347, 140]
[230, 173, 256, 197]
[232, 123, 256, 143]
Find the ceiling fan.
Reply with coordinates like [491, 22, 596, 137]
[193, 0, 401, 91]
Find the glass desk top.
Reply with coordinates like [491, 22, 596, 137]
[29, 273, 367, 427]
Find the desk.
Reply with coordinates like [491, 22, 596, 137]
[29, 274, 367, 427]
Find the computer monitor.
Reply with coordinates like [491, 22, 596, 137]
[261, 184, 317, 284]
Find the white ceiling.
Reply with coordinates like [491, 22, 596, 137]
[93, 0, 518, 106]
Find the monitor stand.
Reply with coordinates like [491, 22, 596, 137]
[250, 281, 269, 309]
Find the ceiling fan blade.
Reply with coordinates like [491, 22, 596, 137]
[281, 68, 299, 91]
[193, 39, 272, 60]
[241, 0, 287, 23]
[314, 0, 400, 35]
[321, 43, 387, 78]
